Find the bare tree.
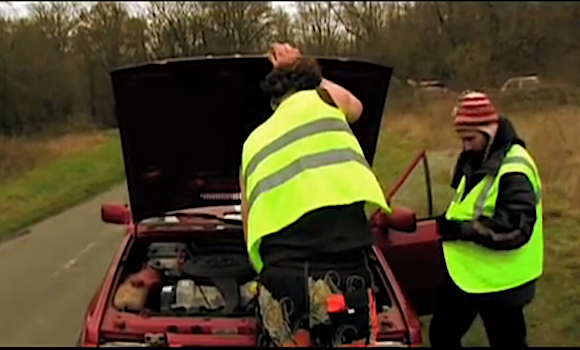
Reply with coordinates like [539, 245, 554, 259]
[295, 1, 346, 56]
[1, 0, 580, 136]
[201, 1, 274, 54]
[146, 1, 205, 59]
[269, 7, 296, 44]
[75, 1, 148, 126]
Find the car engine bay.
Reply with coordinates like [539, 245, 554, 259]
[112, 231, 259, 317]
[111, 228, 395, 324]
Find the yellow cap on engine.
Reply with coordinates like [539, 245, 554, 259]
[247, 281, 259, 296]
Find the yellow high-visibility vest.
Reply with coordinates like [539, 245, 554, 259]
[444, 144, 543, 293]
[241, 89, 391, 272]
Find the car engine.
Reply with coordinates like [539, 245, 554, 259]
[113, 240, 258, 317]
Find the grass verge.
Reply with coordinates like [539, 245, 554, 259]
[0, 132, 125, 241]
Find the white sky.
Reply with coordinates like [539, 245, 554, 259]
[1, 1, 297, 18]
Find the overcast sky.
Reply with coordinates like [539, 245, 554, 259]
[1, 1, 297, 18]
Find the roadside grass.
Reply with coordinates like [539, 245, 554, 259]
[0, 132, 110, 181]
[373, 93, 580, 346]
[0, 132, 125, 241]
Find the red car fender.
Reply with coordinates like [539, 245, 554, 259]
[78, 281, 103, 346]
[371, 245, 422, 346]
[81, 232, 135, 346]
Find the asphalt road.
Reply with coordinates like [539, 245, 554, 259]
[0, 183, 129, 346]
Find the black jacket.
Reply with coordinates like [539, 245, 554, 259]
[448, 117, 538, 251]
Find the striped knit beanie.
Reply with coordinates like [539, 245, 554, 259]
[453, 91, 499, 138]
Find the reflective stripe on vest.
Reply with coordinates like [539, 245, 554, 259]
[247, 148, 369, 210]
[443, 144, 543, 294]
[244, 117, 352, 180]
[473, 156, 543, 217]
[241, 90, 391, 272]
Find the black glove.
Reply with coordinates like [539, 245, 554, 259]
[436, 215, 464, 241]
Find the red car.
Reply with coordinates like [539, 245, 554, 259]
[77, 56, 446, 347]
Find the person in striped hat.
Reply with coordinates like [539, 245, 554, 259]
[429, 91, 544, 347]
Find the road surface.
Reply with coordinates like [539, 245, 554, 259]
[0, 183, 128, 346]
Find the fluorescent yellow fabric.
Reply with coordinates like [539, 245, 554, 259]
[444, 144, 543, 293]
[241, 90, 391, 272]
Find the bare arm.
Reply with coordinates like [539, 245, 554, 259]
[320, 78, 364, 123]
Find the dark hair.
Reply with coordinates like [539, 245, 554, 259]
[260, 56, 323, 106]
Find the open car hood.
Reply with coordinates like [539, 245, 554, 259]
[110, 56, 392, 224]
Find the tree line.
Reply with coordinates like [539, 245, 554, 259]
[0, 1, 578, 136]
